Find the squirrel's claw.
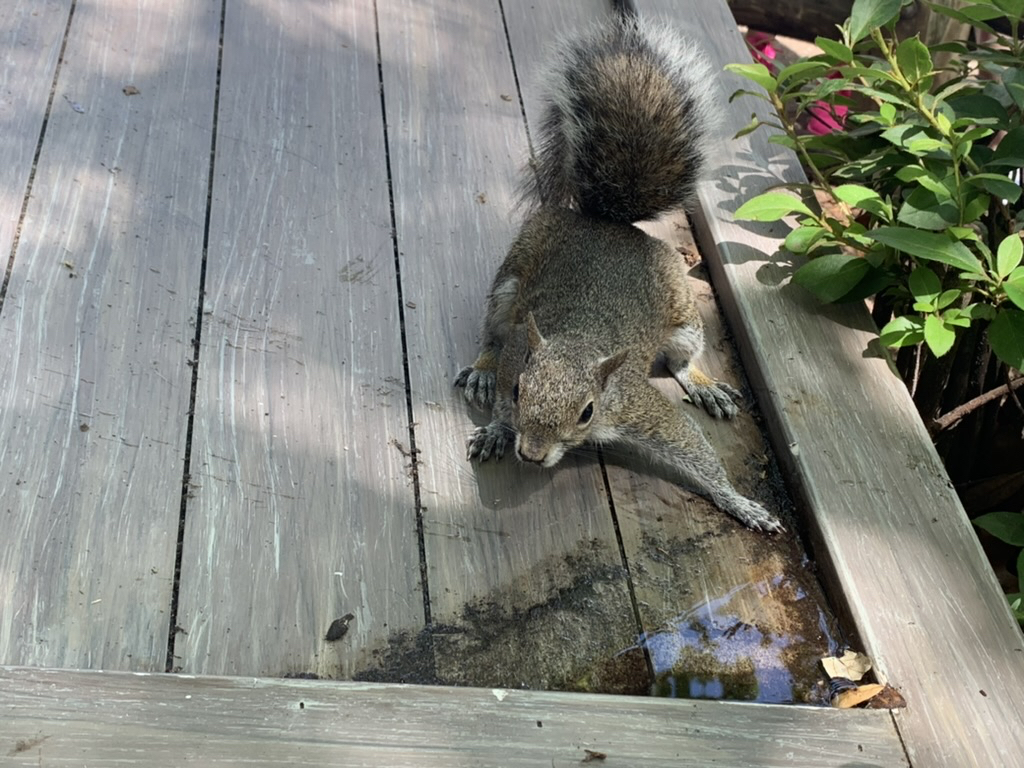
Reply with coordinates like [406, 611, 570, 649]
[467, 423, 514, 462]
[454, 366, 497, 410]
[723, 495, 784, 534]
[683, 380, 742, 420]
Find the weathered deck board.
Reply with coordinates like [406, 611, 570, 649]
[0, 0, 71, 266]
[0, 0, 219, 670]
[0, 666, 908, 768]
[376, 0, 640, 691]
[174, 0, 423, 679]
[501, 0, 835, 702]
[636, 0, 1024, 764]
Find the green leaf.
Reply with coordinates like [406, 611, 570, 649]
[973, 511, 1024, 547]
[963, 191, 992, 224]
[965, 173, 1022, 203]
[1003, 267, 1024, 310]
[815, 37, 853, 62]
[733, 113, 763, 138]
[993, 0, 1024, 21]
[965, 302, 997, 321]
[909, 266, 942, 304]
[928, 3, 1002, 34]
[897, 187, 960, 231]
[734, 192, 814, 221]
[868, 227, 985, 273]
[849, 0, 903, 42]
[895, 37, 932, 84]
[777, 61, 830, 90]
[936, 289, 961, 310]
[783, 225, 828, 254]
[994, 126, 1024, 165]
[793, 253, 871, 303]
[924, 314, 957, 356]
[724, 62, 777, 92]
[989, 309, 1024, 369]
[997, 234, 1024, 279]
[833, 184, 881, 207]
[879, 315, 925, 347]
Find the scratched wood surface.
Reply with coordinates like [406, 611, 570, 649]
[0, 0, 219, 670]
[0, 0, 70, 264]
[174, 0, 424, 679]
[635, 0, 1024, 764]
[0, 666, 909, 768]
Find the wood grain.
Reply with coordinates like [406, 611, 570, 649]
[0, 665, 908, 767]
[0, 0, 219, 670]
[174, 0, 423, 679]
[0, 0, 71, 267]
[637, 0, 1024, 764]
[376, 0, 640, 691]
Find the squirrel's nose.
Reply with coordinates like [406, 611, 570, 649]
[516, 438, 548, 465]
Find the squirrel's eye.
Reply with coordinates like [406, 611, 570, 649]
[512, 383, 520, 404]
[579, 402, 594, 424]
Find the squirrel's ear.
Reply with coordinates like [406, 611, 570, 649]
[595, 349, 628, 387]
[525, 312, 547, 351]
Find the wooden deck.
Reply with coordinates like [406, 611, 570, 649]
[1, 0, 1023, 766]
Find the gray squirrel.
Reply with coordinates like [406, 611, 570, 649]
[453, 12, 782, 533]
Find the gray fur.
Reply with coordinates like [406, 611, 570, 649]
[454, 17, 780, 533]
[522, 14, 722, 222]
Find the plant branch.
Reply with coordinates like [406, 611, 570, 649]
[930, 374, 1024, 434]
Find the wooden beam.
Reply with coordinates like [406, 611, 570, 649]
[636, 0, 1024, 765]
[176, 0, 424, 679]
[0, 0, 219, 671]
[0, 666, 908, 767]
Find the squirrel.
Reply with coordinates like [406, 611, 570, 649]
[453, 12, 782, 533]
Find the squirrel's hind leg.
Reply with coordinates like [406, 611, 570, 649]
[663, 325, 742, 419]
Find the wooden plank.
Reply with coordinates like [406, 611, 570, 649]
[0, 666, 908, 767]
[501, 0, 838, 703]
[174, 0, 423, 679]
[0, 0, 72, 266]
[636, 0, 1024, 764]
[0, 0, 219, 670]
[376, 0, 640, 691]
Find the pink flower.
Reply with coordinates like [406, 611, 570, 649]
[745, 30, 850, 136]
[806, 73, 850, 135]
[746, 30, 778, 71]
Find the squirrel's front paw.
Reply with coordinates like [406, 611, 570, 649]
[466, 423, 514, 462]
[454, 366, 497, 409]
[683, 380, 742, 420]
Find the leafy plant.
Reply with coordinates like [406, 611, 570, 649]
[727, 0, 1024, 401]
[974, 510, 1024, 623]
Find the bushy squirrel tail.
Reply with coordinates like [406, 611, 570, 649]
[522, 13, 720, 224]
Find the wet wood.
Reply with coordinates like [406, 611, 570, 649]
[0, 0, 219, 670]
[376, 0, 639, 691]
[636, 0, 1024, 764]
[175, 0, 424, 679]
[0, 666, 908, 768]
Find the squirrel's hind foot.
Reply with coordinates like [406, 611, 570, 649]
[719, 493, 784, 533]
[678, 372, 743, 420]
[455, 366, 497, 409]
[467, 423, 515, 462]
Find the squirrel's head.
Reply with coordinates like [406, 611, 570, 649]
[512, 313, 627, 467]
